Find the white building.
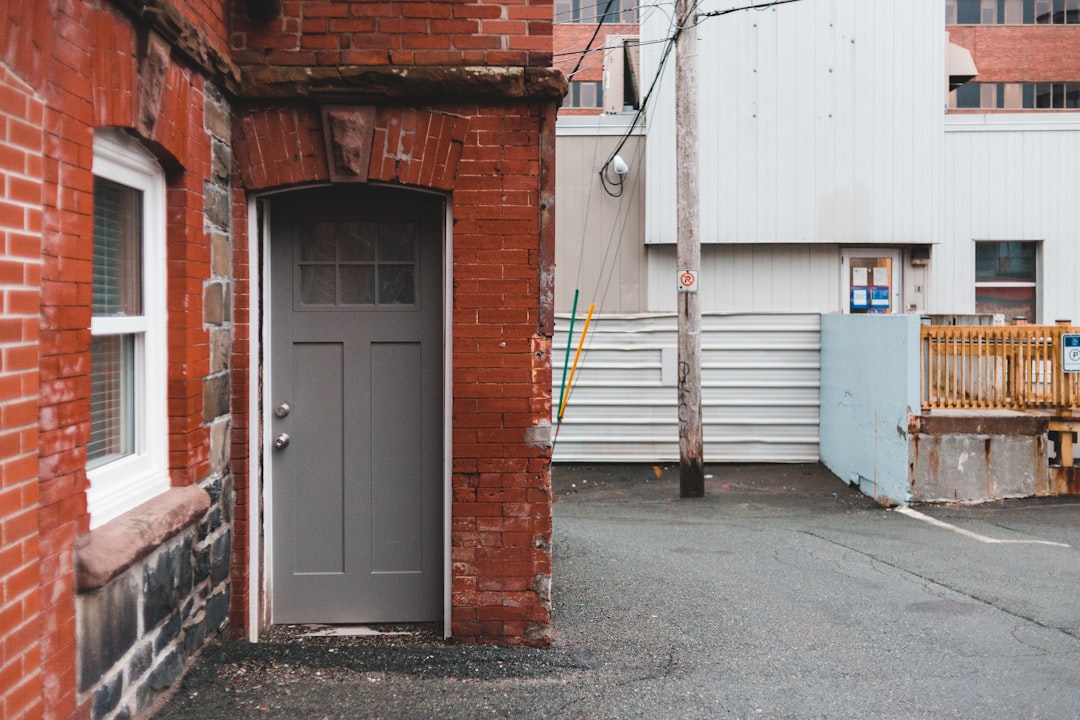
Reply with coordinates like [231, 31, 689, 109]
[553, 0, 1080, 462]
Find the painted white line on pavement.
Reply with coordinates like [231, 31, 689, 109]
[894, 506, 1072, 548]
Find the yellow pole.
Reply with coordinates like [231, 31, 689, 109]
[558, 302, 595, 421]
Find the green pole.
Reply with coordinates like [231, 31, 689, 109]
[557, 289, 580, 423]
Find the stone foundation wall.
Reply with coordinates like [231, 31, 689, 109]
[76, 476, 233, 720]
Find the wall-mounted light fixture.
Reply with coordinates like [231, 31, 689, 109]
[600, 154, 629, 197]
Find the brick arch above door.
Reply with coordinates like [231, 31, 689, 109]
[234, 105, 469, 192]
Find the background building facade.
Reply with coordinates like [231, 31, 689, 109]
[551, 0, 1080, 462]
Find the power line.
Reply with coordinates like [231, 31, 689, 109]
[566, 0, 620, 83]
[554, 35, 680, 62]
[595, 0, 809, 184]
[697, 0, 806, 21]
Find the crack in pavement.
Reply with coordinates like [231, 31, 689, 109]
[798, 529, 1080, 646]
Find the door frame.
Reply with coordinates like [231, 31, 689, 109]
[246, 186, 454, 641]
[840, 248, 903, 315]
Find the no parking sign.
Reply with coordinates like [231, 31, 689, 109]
[677, 270, 698, 293]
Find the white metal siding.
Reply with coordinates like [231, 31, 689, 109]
[646, 243, 842, 313]
[555, 124, 648, 314]
[552, 313, 820, 462]
[644, 0, 944, 246]
[937, 116, 1080, 323]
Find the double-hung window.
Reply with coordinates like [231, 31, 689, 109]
[974, 241, 1039, 322]
[88, 129, 168, 529]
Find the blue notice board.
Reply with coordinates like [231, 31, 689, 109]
[870, 286, 890, 308]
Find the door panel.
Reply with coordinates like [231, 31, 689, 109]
[291, 342, 345, 575]
[270, 186, 443, 623]
[371, 341, 423, 573]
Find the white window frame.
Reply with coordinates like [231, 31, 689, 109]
[88, 129, 169, 529]
[974, 240, 1040, 323]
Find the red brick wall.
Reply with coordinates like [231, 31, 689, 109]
[446, 105, 553, 645]
[37, 5, 94, 714]
[3, 2, 52, 84]
[230, 101, 555, 646]
[230, 0, 553, 67]
[164, 0, 231, 52]
[949, 26, 1080, 82]
[26, 2, 225, 716]
[0, 62, 45, 720]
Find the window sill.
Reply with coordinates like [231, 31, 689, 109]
[76, 485, 211, 592]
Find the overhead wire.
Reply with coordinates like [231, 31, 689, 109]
[560, 0, 811, 418]
[556, 1, 678, 83]
[596, 0, 808, 189]
[565, 0, 620, 83]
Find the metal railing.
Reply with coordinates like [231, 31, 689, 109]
[921, 321, 1080, 411]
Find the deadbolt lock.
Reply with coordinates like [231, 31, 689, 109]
[274, 402, 291, 418]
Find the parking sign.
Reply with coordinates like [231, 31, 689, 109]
[1063, 334, 1080, 373]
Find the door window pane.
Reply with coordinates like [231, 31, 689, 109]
[302, 222, 339, 261]
[297, 219, 418, 306]
[300, 265, 338, 305]
[338, 222, 376, 262]
[378, 222, 416, 262]
[339, 265, 376, 305]
[378, 265, 415, 305]
[849, 257, 894, 314]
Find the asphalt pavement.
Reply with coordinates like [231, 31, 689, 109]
[154, 463, 1080, 719]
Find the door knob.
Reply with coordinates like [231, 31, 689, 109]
[273, 433, 290, 449]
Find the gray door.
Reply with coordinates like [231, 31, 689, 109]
[269, 186, 443, 623]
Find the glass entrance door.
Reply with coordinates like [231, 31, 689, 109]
[841, 250, 902, 314]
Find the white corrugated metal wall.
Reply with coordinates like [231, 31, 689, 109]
[554, 119, 648, 314]
[552, 313, 820, 462]
[645, 244, 842, 313]
[937, 116, 1080, 323]
[644, 0, 944, 247]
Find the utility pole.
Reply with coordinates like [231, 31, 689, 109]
[675, 0, 704, 498]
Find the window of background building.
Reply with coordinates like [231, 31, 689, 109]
[975, 241, 1039, 321]
[567, 80, 604, 109]
[947, 0, 1080, 24]
[89, 129, 169, 529]
[950, 82, 1080, 109]
[555, 0, 638, 24]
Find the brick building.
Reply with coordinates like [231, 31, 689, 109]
[0, 1, 563, 718]
[947, 0, 1080, 113]
[553, 0, 638, 114]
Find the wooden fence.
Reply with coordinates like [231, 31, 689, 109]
[921, 322, 1080, 411]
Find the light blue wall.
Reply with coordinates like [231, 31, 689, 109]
[820, 314, 921, 504]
